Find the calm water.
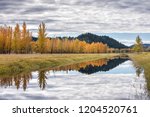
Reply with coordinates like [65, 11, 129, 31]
[0, 57, 149, 100]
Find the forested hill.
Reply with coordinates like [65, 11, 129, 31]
[77, 33, 128, 49]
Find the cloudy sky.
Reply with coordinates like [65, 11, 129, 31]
[0, 0, 150, 45]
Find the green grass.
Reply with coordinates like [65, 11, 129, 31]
[0, 54, 117, 76]
[129, 52, 150, 92]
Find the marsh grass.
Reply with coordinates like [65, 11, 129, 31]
[129, 52, 150, 93]
[0, 54, 117, 76]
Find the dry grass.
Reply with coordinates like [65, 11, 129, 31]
[0, 54, 117, 75]
[129, 53, 150, 70]
[129, 52, 150, 92]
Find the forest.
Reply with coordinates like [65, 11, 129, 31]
[0, 22, 109, 54]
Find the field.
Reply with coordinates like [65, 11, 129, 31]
[0, 54, 117, 75]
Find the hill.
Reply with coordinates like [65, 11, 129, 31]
[143, 44, 150, 48]
[32, 37, 38, 41]
[77, 33, 128, 49]
[130, 44, 150, 48]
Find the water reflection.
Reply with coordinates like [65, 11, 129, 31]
[133, 65, 150, 97]
[0, 73, 32, 91]
[133, 65, 144, 77]
[79, 58, 129, 74]
[38, 70, 47, 90]
[0, 57, 149, 100]
[0, 57, 129, 90]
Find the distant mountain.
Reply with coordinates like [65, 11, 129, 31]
[130, 44, 150, 48]
[32, 37, 38, 41]
[77, 33, 128, 49]
[143, 44, 150, 48]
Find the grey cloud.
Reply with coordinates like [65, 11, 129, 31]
[21, 6, 58, 14]
[109, 0, 150, 13]
[5, 18, 60, 25]
[47, 28, 65, 32]
[69, 0, 150, 13]
[0, 0, 30, 10]
[0, 0, 150, 35]
[0, 0, 31, 14]
[0, 0, 30, 5]
[40, 0, 56, 4]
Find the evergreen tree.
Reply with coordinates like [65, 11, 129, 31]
[133, 36, 144, 53]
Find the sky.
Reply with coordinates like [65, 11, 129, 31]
[0, 0, 150, 45]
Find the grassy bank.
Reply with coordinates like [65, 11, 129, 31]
[129, 52, 150, 91]
[0, 54, 117, 75]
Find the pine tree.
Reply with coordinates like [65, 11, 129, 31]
[133, 36, 144, 53]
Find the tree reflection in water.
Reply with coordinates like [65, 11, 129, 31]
[0, 57, 130, 90]
[38, 70, 47, 90]
[134, 65, 150, 97]
[133, 64, 150, 99]
[0, 73, 32, 91]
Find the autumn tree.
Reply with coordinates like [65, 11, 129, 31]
[0, 26, 13, 53]
[0, 23, 109, 54]
[0, 26, 6, 53]
[37, 22, 47, 53]
[12, 24, 21, 53]
[5, 27, 13, 54]
[21, 22, 32, 53]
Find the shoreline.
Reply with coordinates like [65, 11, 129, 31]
[129, 53, 150, 91]
[0, 54, 117, 76]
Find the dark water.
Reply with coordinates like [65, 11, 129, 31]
[0, 57, 149, 100]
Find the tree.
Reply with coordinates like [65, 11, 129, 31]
[133, 36, 144, 53]
[37, 22, 47, 53]
[0, 23, 110, 54]
[12, 24, 21, 53]
[6, 27, 13, 54]
[0, 26, 13, 54]
[21, 22, 32, 53]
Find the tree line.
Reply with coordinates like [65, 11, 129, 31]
[0, 22, 108, 54]
[0, 23, 32, 54]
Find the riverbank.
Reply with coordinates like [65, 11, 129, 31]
[0, 54, 117, 75]
[129, 53, 150, 73]
[129, 52, 150, 91]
